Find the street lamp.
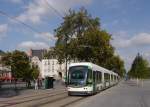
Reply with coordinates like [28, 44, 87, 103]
[65, 34, 68, 86]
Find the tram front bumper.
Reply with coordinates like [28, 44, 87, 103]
[67, 86, 93, 95]
[68, 91, 93, 96]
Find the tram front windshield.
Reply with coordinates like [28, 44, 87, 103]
[68, 66, 87, 86]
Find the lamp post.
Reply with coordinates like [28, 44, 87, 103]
[65, 34, 68, 87]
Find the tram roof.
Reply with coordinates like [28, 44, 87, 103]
[69, 62, 118, 75]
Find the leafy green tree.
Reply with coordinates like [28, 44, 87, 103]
[0, 50, 5, 55]
[2, 50, 33, 88]
[55, 8, 125, 76]
[145, 67, 150, 79]
[31, 65, 40, 80]
[55, 8, 100, 63]
[128, 53, 150, 79]
[106, 55, 125, 77]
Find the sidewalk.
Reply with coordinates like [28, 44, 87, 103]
[0, 80, 66, 100]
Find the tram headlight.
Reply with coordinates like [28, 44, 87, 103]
[84, 87, 88, 90]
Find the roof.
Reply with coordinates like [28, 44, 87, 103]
[69, 62, 92, 67]
[31, 49, 47, 60]
[69, 62, 118, 75]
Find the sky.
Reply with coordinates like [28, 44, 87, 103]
[0, 0, 150, 70]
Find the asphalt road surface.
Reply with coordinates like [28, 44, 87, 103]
[72, 80, 150, 107]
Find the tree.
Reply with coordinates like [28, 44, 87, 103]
[106, 55, 125, 77]
[128, 53, 150, 79]
[31, 65, 40, 80]
[2, 50, 33, 88]
[0, 50, 5, 55]
[55, 8, 125, 76]
[0, 50, 5, 65]
[55, 8, 100, 63]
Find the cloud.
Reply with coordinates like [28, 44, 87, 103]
[16, 0, 47, 24]
[112, 31, 150, 70]
[0, 24, 8, 33]
[131, 33, 150, 45]
[34, 32, 56, 41]
[112, 32, 150, 48]
[16, 0, 91, 24]
[18, 41, 49, 49]
[0, 24, 8, 40]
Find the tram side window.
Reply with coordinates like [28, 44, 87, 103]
[96, 71, 99, 83]
[114, 76, 116, 81]
[87, 69, 92, 84]
[97, 71, 102, 83]
[116, 76, 118, 81]
[113, 75, 115, 81]
[111, 74, 113, 81]
[100, 72, 102, 83]
[108, 74, 110, 81]
[97, 71, 99, 83]
[93, 71, 96, 83]
[104, 73, 110, 82]
[95, 71, 97, 83]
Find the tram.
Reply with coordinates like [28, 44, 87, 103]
[67, 62, 119, 96]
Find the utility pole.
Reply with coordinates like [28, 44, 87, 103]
[65, 34, 68, 87]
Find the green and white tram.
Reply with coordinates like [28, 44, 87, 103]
[67, 62, 119, 96]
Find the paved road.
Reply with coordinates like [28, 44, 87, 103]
[0, 80, 150, 107]
[0, 81, 85, 107]
[72, 80, 150, 107]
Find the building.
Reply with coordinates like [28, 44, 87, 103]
[27, 49, 47, 79]
[41, 59, 58, 79]
[41, 59, 72, 80]
[27, 49, 74, 80]
[27, 49, 47, 61]
[0, 55, 12, 82]
[0, 65, 12, 82]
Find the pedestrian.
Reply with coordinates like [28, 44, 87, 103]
[35, 79, 38, 90]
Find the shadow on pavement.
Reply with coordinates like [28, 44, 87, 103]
[0, 88, 19, 98]
[0, 87, 35, 98]
[0, 80, 65, 98]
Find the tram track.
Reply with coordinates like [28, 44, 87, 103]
[0, 91, 67, 107]
[0, 88, 66, 103]
[7, 92, 89, 107]
[34, 95, 89, 107]
[31, 94, 69, 107]
[60, 96, 88, 107]
[0, 88, 113, 107]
